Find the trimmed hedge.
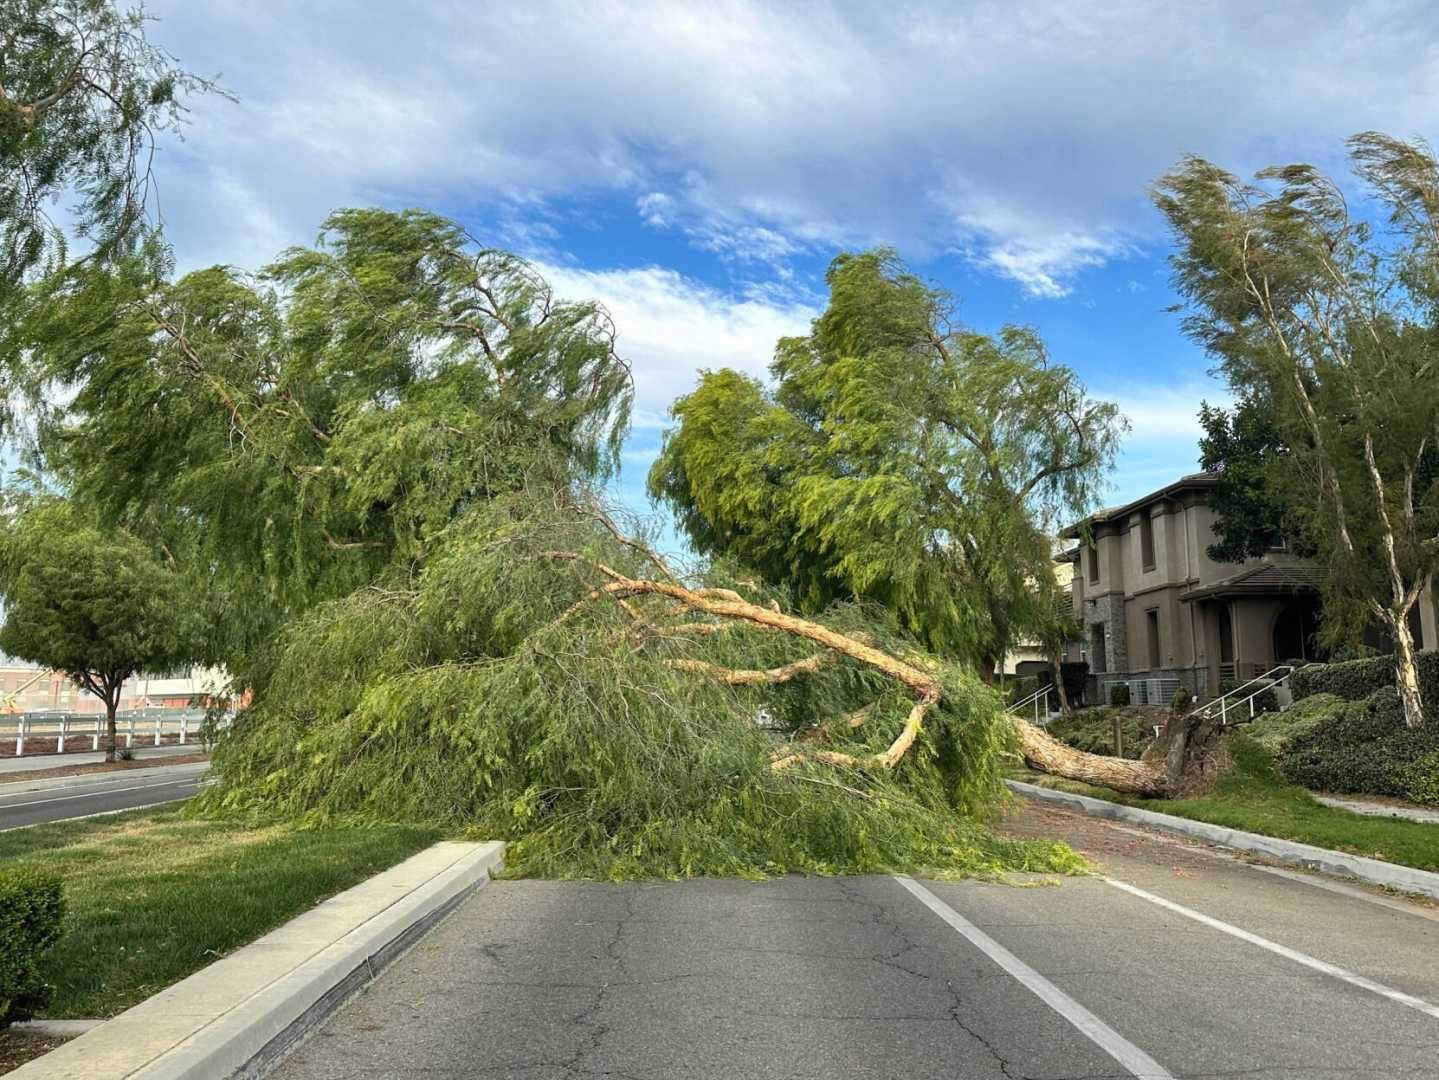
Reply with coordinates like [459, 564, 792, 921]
[1290, 652, 1439, 706]
[1245, 693, 1342, 755]
[0, 869, 64, 1027]
[1277, 687, 1439, 803]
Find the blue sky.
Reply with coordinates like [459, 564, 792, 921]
[137, 0, 1439, 534]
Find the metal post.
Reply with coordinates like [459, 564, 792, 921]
[58, 713, 67, 754]
[154, 712, 162, 746]
[126, 714, 135, 749]
[1220, 696, 1227, 727]
[180, 712, 189, 745]
[91, 716, 100, 751]
[16, 715, 25, 756]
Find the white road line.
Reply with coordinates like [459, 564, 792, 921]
[0, 776, 200, 810]
[1103, 877, 1439, 1021]
[893, 875, 1175, 1080]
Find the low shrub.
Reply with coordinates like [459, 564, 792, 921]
[1290, 652, 1439, 706]
[1277, 687, 1439, 802]
[1046, 706, 1165, 761]
[1109, 683, 1131, 706]
[0, 869, 64, 1028]
[1245, 693, 1343, 755]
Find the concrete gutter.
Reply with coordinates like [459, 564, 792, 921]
[9, 838, 505, 1080]
[1006, 778, 1439, 901]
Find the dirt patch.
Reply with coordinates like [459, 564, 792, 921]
[0, 1030, 75, 1075]
[0, 733, 197, 757]
[0, 754, 208, 785]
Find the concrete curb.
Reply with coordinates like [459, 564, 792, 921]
[9, 838, 505, 1080]
[1006, 779, 1439, 901]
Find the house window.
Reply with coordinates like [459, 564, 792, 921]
[1140, 512, 1155, 571]
[1146, 608, 1161, 670]
[1088, 544, 1099, 584]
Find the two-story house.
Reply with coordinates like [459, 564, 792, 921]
[1061, 473, 1439, 705]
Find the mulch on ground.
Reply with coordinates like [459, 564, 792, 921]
[0, 1030, 75, 1075]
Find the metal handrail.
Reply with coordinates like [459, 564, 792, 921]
[1185, 663, 1307, 726]
[1006, 685, 1054, 725]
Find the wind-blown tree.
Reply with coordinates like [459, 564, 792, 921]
[649, 249, 1126, 680]
[1198, 396, 1311, 563]
[1155, 133, 1439, 728]
[10, 209, 634, 670]
[0, 0, 218, 291]
[0, 500, 197, 760]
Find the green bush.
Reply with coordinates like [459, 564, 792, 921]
[1290, 652, 1439, 706]
[1245, 693, 1343, 755]
[0, 869, 64, 1027]
[1045, 706, 1164, 761]
[1403, 752, 1439, 806]
[1277, 687, 1439, 802]
[1109, 683, 1130, 706]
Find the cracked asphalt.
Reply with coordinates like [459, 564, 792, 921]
[272, 802, 1439, 1079]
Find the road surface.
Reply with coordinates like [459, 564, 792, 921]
[0, 761, 209, 830]
[274, 801, 1439, 1080]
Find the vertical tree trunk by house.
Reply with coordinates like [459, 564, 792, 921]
[1392, 611, 1425, 729]
[1049, 651, 1072, 717]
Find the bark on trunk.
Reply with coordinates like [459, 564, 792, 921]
[1049, 652, 1071, 718]
[1393, 614, 1425, 729]
[1013, 718, 1167, 796]
[105, 700, 118, 763]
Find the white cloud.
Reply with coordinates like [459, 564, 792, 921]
[1098, 376, 1234, 503]
[144, 0, 1439, 295]
[536, 263, 818, 419]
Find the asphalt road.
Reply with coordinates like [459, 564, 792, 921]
[0, 762, 209, 830]
[274, 802, 1439, 1080]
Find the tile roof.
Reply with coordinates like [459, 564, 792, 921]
[1180, 561, 1320, 601]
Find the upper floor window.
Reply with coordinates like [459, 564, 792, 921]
[1140, 512, 1156, 571]
[1087, 544, 1099, 584]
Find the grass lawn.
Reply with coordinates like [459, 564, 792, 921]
[1012, 737, 1439, 874]
[0, 808, 442, 1018]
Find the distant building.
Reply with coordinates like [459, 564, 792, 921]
[1061, 473, 1437, 705]
[0, 664, 228, 713]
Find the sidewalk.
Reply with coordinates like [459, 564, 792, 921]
[1313, 794, 1439, 826]
[0, 742, 204, 775]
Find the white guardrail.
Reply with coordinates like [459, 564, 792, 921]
[0, 708, 231, 756]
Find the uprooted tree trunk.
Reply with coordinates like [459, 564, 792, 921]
[551, 515, 1211, 800]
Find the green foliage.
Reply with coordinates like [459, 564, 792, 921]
[1197, 398, 1312, 562]
[9, 209, 633, 673]
[0, 0, 220, 290]
[1291, 653, 1439, 706]
[195, 493, 1082, 880]
[1044, 706, 1160, 760]
[0, 869, 64, 1027]
[1109, 683, 1130, 706]
[1245, 692, 1342, 754]
[1155, 135, 1439, 708]
[0, 498, 199, 713]
[1278, 687, 1439, 800]
[649, 249, 1124, 668]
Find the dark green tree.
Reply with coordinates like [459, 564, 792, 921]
[649, 249, 1126, 680]
[1197, 396, 1308, 562]
[0, 0, 218, 290]
[0, 500, 197, 760]
[1155, 133, 1439, 727]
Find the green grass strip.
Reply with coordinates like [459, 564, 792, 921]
[0, 808, 441, 1018]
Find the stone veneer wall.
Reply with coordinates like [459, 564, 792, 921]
[1083, 592, 1128, 674]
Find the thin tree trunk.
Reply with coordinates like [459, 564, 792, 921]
[105, 697, 118, 763]
[1393, 611, 1425, 729]
[1049, 651, 1071, 717]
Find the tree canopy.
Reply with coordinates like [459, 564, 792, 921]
[0, 498, 198, 758]
[1155, 132, 1439, 726]
[649, 249, 1125, 675]
[1197, 396, 1309, 563]
[8, 208, 634, 670]
[0, 0, 216, 290]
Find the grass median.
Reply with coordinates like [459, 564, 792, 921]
[1012, 737, 1439, 874]
[0, 808, 442, 1018]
